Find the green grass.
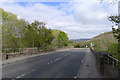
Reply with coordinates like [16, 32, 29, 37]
[91, 31, 118, 52]
[107, 43, 118, 58]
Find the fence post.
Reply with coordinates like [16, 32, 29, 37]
[107, 55, 109, 64]
[112, 60, 115, 67]
[100, 54, 104, 75]
[6, 54, 8, 60]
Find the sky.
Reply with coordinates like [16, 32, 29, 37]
[0, 0, 119, 39]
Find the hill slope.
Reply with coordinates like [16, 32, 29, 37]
[70, 38, 91, 42]
[91, 31, 118, 52]
[74, 31, 118, 52]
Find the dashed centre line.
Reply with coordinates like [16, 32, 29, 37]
[81, 59, 84, 63]
[15, 69, 37, 79]
[16, 76, 21, 79]
[47, 53, 71, 65]
[74, 76, 77, 78]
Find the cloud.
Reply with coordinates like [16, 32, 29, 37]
[0, 1, 118, 39]
[53, 24, 112, 39]
[70, 1, 117, 25]
[0, 0, 72, 2]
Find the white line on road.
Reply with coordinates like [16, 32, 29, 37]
[15, 69, 37, 79]
[81, 59, 84, 63]
[21, 73, 26, 77]
[31, 69, 36, 72]
[56, 58, 60, 60]
[47, 56, 65, 64]
[54, 58, 59, 61]
[16, 76, 21, 79]
[74, 76, 77, 78]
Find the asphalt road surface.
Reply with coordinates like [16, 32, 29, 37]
[2, 48, 88, 79]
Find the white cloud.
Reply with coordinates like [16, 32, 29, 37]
[0, 1, 118, 39]
[0, 0, 72, 2]
[53, 24, 112, 39]
[70, 1, 117, 25]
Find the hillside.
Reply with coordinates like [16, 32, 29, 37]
[70, 38, 91, 42]
[91, 31, 118, 52]
[74, 31, 118, 52]
[90, 31, 118, 59]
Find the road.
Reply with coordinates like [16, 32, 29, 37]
[2, 48, 89, 79]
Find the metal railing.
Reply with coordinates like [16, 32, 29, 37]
[106, 54, 120, 68]
[90, 46, 120, 78]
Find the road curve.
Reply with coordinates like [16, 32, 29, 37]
[2, 48, 89, 78]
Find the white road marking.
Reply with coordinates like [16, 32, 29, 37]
[56, 58, 59, 59]
[54, 57, 60, 61]
[48, 56, 65, 64]
[31, 69, 36, 72]
[81, 59, 84, 63]
[16, 69, 36, 79]
[55, 58, 59, 61]
[54, 59, 58, 61]
[74, 76, 77, 78]
[16, 76, 21, 78]
[21, 73, 26, 77]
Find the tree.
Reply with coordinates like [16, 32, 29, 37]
[2, 8, 19, 52]
[52, 30, 69, 48]
[1, 8, 69, 53]
[2, 8, 28, 52]
[108, 15, 120, 71]
[57, 31, 69, 47]
[108, 15, 120, 61]
[109, 16, 120, 41]
[24, 21, 54, 50]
